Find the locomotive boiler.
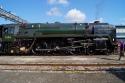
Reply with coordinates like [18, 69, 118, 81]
[0, 21, 116, 55]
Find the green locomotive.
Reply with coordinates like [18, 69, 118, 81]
[0, 21, 116, 55]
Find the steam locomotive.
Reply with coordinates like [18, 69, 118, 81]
[0, 21, 116, 55]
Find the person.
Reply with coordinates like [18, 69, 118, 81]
[118, 41, 124, 60]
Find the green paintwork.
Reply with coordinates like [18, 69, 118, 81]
[2, 34, 15, 42]
[1, 23, 116, 39]
[17, 29, 85, 38]
[36, 29, 84, 35]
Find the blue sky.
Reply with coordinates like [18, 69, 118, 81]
[0, 0, 125, 24]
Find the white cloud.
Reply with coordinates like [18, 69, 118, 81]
[65, 8, 86, 23]
[120, 18, 125, 25]
[48, 0, 56, 4]
[58, 0, 68, 4]
[98, 17, 103, 22]
[48, 0, 68, 5]
[47, 7, 62, 16]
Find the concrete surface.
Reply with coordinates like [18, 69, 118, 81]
[0, 55, 124, 83]
[0, 55, 124, 64]
[0, 70, 125, 83]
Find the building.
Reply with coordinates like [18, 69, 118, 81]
[116, 25, 125, 41]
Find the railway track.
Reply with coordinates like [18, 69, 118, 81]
[0, 63, 125, 71]
[0, 63, 125, 66]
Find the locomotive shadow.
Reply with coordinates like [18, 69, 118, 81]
[105, 68, 125, 82]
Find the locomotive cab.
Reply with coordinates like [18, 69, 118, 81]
[0, 26, 3, 53]
[0, 25, 3, 38]
[0, 25, 16, 54]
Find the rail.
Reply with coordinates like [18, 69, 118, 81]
[0, 63, 125, 66]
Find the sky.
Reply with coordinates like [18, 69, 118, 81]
[0, 0, 125, 25]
